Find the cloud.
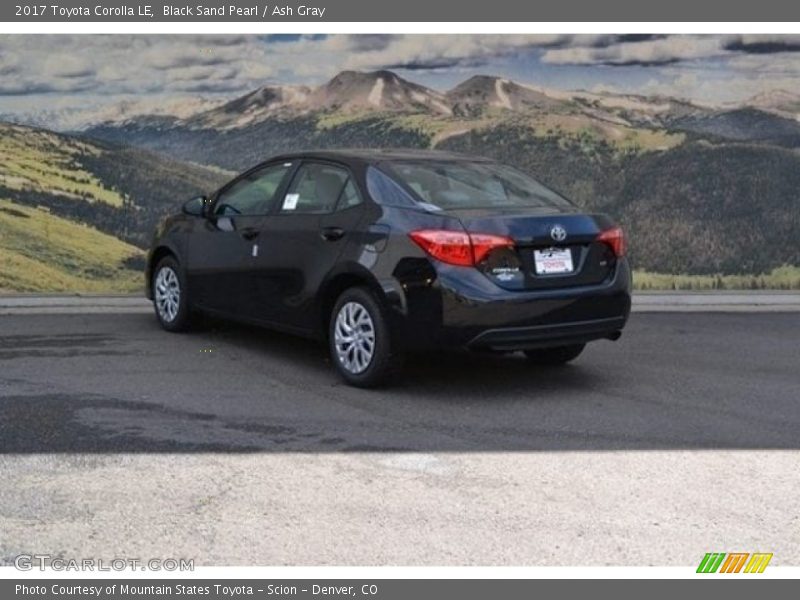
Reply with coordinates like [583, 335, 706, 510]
[3, 33, 800, 117]
[42, 54, 95, 79]
[383, 57, 487, 70]
[632, 62, 800, 106]
[0, 35, 272, 97]
[727, 53, 800, 74]
[168, 65, 239, 82]
[145, 47, 237, 71]
[346, 35, 676, 71]
[345, 34, 402, 52]
[540, 34, 800, 67]
[328, 35, 562, 72]
[9, 34, 786, 101]
[542, 36, 728, 66]
[0, 77, 96, 96]
[724, 34, 800, 54]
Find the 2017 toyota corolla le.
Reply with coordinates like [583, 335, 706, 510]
[146, 149, 631, 387]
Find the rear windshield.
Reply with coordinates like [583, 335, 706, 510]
[383, 160, 573, 210]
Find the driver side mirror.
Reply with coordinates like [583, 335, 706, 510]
[182, 195, 207, 217]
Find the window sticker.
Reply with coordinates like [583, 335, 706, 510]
[282, 193, 300, 210]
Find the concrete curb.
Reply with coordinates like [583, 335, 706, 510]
[633, 292, 800, 312]
[0, 292, 798, 314]
[0, 295, 150, 314]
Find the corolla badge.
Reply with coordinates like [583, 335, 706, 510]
[550, 224, 567, 242]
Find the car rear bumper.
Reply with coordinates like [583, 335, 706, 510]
[390, 258, 632, 351]
[466, 316, 626, 351]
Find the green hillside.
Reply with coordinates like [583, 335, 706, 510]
[0, 123, 125, 207]
[0, 122, 228, 249]
[0, 121, 228, 293]
[0, 199, 142, 293]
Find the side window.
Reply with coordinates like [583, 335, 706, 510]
[337, 179, 363, 210]
[280, 163, 350, 214]
[215, 162, 292, 216]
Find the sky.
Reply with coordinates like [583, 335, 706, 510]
[2, 34, 800, 127]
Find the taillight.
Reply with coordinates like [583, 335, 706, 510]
[597, 226, 626, 257]
[409, 229, 514, 267]
[470, 233, 514, 264]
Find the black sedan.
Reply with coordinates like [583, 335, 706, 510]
[146, 149, 631, 387]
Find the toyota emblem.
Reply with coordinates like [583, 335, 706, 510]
[550, 224, 567, 242]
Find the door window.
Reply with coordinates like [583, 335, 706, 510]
[214, 162, 292, 216]
[280, 163, 354, 214]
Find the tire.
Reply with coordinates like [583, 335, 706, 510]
[152, 255, 193, 332]
[329, 286, 402, 387]
[523, 343, 585, 365]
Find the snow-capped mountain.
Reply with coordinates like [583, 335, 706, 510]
[446, 75, 562, 115]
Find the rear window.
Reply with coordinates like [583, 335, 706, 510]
[366, 167, 418, 209]
[383, 160, 573, 210]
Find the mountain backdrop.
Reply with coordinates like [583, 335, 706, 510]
[3, 69, 800, 291]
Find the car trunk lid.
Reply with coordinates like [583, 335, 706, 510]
[449, 208, 620, 290]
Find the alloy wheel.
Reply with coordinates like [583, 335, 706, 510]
[154, 266, 181, 323]
[333, 301, 376, 374]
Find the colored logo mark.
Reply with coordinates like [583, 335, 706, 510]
[697, 552, 773, 573]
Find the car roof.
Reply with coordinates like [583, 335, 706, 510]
[268, 148, 493, 166]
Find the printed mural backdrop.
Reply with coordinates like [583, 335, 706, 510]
[1, 34, 799, 292]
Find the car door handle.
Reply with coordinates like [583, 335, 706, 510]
[320, 226, 345, 241]
[240, 227, 259, 240]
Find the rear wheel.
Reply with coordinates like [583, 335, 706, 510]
[523, 343, 585, 365]
[329, 287, 401, 387]
[152, 256, 193, 332]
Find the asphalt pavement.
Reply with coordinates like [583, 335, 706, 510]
[1, 307, 798, 565]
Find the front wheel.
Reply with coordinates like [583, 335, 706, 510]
[523, 343, 585, 365]
[329, 287, 402, 388]
[152, 256, 193, 332]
